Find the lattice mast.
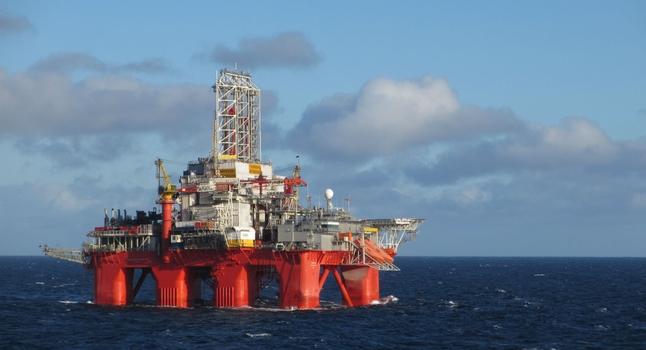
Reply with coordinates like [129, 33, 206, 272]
[211, 69, 261, 168]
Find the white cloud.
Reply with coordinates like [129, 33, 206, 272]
[288, 76, 521, 160]
[507, 118, 618, 165]
[405, 116, 640, 186]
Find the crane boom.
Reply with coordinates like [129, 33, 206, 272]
[155, 158, 176, 200]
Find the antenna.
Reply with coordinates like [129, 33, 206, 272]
[306, 186, 312, 209]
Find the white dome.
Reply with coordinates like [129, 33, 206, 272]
[324, 188, 334, 200]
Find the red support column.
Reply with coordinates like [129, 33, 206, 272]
[94, 264, 133, 306]
[340, 266, 380, 306]
[276, 251, 322, 309]
[211, 263, 254, 308]
[152, 266, 192, 307]
[332, 268, 354, 307]
[160, 199, 173, 263]
[319, 267, 331, 289]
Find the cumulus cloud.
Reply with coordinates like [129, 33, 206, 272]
[507, 118, 618, 163]
[0, 69, 211, 137]
[404, 117, 642, 186]
[29, 52, 171, 74]
[287, 76, 522, 160]
[203, 31, 321, 69]
[0, 14, 32, 34]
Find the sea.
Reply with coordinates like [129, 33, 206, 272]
[1, 256, 646, 349]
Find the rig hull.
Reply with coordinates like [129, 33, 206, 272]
[91, 249, 379, 308]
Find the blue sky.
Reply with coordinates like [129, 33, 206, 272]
[1, 0, 645, 256]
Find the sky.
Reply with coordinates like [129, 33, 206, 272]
[0, 0, 645, 256]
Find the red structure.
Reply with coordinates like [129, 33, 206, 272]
[90, 239, 382, 309]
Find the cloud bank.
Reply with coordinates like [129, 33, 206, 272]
[404, 117, 646, 186]
[0, 69, 210, 137]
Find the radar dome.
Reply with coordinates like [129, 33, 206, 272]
[324, 188, 334, 200]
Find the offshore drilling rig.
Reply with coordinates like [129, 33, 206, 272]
[43, 69, 423, 309]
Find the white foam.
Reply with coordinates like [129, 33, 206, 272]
[246, 333, 271, 338]
[58, 300, 79, 304]
[496, 288, 507, 294]
[35, 282, 45, 285]
[370, 295, 399, 305]
[247, 307, 297, 312]
[533, 273, 545, 277]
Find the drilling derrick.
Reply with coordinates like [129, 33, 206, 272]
[212, 69, 261, 166]
[43, 69, 424, 310]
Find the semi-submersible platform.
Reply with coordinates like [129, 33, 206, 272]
[43, 69, 423, 309]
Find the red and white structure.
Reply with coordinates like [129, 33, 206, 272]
[43, 69, 423, 309]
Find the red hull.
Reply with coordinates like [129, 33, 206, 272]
[91, 249, 380, 309]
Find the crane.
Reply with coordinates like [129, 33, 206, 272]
[155, 158, 177, 201]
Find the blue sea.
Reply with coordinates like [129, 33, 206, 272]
[2, 257, 646, 349]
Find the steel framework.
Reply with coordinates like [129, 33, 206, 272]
[212, 69, 261, 164]
[363, 218, 424, 253]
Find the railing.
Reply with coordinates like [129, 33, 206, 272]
[362, 218, 424, 253]
[88, 225, 154, 237]
[343, 240, 400, 271]
[86, 235, 156, 253]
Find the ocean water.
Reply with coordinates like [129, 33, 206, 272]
[1, 257, 646, 349]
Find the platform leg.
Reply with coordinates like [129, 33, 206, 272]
[340, 266, 380, 306]
[212, 263, 254, 308]
[152, 266, 193, 308]
[94, 265, 133, 306]
[277, 252, 322, 309]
